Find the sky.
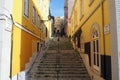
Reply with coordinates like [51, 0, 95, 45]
[50, 0, 64, 17]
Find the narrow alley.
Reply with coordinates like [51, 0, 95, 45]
[0, 0, 120, 80]
[26, 37, 90, 80]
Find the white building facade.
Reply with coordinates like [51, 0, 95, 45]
[109, 0, 120, 80]
[0, 0, 13, 80]
[64, 0, 75, 36]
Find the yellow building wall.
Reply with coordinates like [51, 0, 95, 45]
[12, 0, 22, 23]
[12, 0, 50, 76]
[12, 25, 21, 76]
[12, 25, 40, 76]
[20, 30, 38, 70]
[82, 6, 104, 54]
[103, 0, 111, 56]
[70, 0, 110, 56]
[69, 0, 111, 79]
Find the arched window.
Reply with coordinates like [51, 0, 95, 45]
[91, 23, 100, 71]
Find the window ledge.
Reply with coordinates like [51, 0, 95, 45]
[89, 0, 94, 6]
[23, 13, 29, 20]
[80, 14, 84, 21]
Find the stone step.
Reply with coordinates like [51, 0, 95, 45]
[41, 61, 82, 63]
[35, 74, 90, 79]
[45, 56, 80, 59]
[33, 78, 90, 80]
[44, 54, 80, 57]
[36, 69, 87, 74]
[37, 65, 85, 68]
[36, 67, 86, 72]
[37, 65, 84, 68]
[44, 52, 76, 54]
[37, 64, 84, 68]
[39, 63, 83, 66]
[43, 57, 81, 60]
[43, 57, 81, 61]
[37, 66, 86, 70]
[42, 59, 81, 63]
[40, 61, 82, 64]
[38, 63, 83, 66]
[35, 71, 88, 75]
[45, 54, 78, 58]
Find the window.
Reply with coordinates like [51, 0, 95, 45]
[74, 10, 77, 27]
[80, 33, 84, 52]
[80, 0, 84, 20]
[91, 23, 100, 71]
[43, 26, 46, 34]
[75, 37, 78, 48]
[37, 42, 41, 52]
[32, 6, 36, 25]
[38, 15, 41, 29]
[24, 0, 29, 18]
[92, 31, 99, 69]
[46, 27, 47, 37]
[81, 0, 84, 15]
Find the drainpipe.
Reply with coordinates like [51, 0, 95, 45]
[101, 0, 106, 79]
[9, 14, 14, 80]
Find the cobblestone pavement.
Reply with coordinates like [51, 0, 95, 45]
[27, 37, 90, 80]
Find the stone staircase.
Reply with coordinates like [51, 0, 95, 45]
[26, 37, 90, 80]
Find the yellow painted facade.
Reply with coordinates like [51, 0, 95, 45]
[67, 0, 111, 79]
[69, 0, 110, 55]
[12, 0, 51, 76]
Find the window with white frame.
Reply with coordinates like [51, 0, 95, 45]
[92, 30, 100, 70]
[24, 0, 29, 18]
[32, 6, 36, 25]
[38, 15, 41, 29]
[91, 23, 100, 71]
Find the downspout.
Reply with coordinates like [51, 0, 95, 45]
[101, 0, 106, 79]
[10, 14, 14, 80]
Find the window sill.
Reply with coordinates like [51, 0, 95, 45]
[23, 14, 29, 20]
[80, 14, 84, 21]
[32, 22, 36, 27]
[89, 0, 94, 7]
